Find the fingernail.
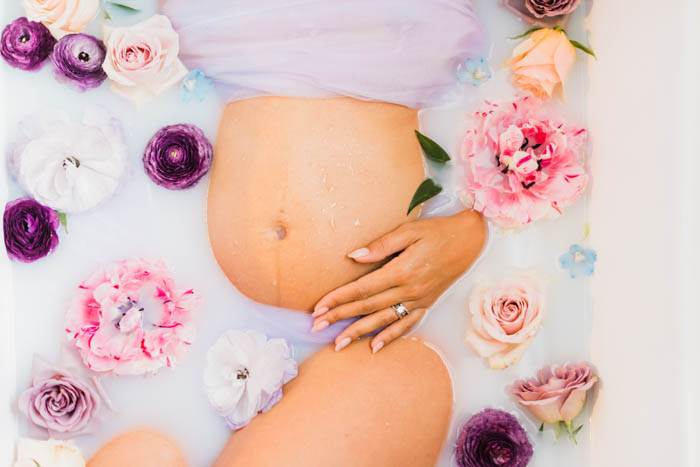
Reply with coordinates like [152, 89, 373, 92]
[312, 307, 329, 318]
[348, 248, 369, 259]
[311, 321, 329, 333]
[372, 341, 384, 354]
[335, 337, 352, 352]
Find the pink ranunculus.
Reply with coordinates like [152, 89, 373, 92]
[102, 15, 187, 104]
[465, 271, 546, 369]
[65, 258, 200, 376]
[460, 96, 588, 229]
[509, 362, 598, 424]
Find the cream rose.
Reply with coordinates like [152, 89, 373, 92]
[465, 272, 546, 369]
[14, 438, 85, 467]
[22, 0, 99, 39]
[505, 28, 576, 99]
[102, 15, 188, 104]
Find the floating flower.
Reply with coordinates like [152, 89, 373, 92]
[204, 330, 298, 430]
[9, 107, 127, 213]
[18, 355, 102, 438]
[181, 69, 213, 103]
[65, 258, 200, 376]
[456, 57, 492, 86]
[456, 409, 533, 467]
[14, 438, 85, 467]
[51, 33, 107, 91]
[466, 271, 546, 369]
[1, 17, 56, 71]
[460, 96, 588, 228]
[102, 15, 188, 104]
[559, 244, 597, 277]
[143, 123, 213, 190]
[504, 0, 583, 26]
[4, 198, 59, 263]
[23, 0, 99, 39]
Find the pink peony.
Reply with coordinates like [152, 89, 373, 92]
[460, 96, 588, 228]
[65, 258, 200, 376]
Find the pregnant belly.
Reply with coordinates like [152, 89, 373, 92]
[208, 97, 425, 311]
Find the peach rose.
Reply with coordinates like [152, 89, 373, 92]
[509, 362, 598, 424]
[465, 272, 546, 369]
[102, 15, 187, 104]
[22, 0, 99, 39]
[505, 28, 575, 99]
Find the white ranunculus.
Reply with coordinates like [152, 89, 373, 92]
[11, 107, 127, 214]
[14, 438, 86, 467]
[204, 330, 298, 430]
[23, 0, 100, 39]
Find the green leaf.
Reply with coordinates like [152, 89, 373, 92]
[509, 27, 542, 40]
[538, 423, 544, 432]
[407, 179, 442, 215]
[106, 2, 141, 13]
[414, 130, 450, 163]
[103, 9, 112, 21]
[570, 40, 597, 59]
[554, 420, 562, 439]
[573, 424, 584, 435]
[32, 460, 41, 467]
[55, 211, 68, 233]
[553, 26, 568, 34]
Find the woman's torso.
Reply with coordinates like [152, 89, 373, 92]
[208, 97, 424, 311]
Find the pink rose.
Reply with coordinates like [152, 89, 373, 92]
[23, 0, 99, 38]
[509, 362, 598, 424]
[465, 272, 546, 369]
[102, 15, 187, 104]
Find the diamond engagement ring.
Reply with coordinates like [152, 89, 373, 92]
[392, 303, 410, 320]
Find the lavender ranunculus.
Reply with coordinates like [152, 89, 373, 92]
[51, 33, 107, 91]
[18, 356, 102, 438]
[143, 124, 213, 190]
[4, 198, 59, 263]
[504, 0, 582, 26]
[1, 17, 56, 71]
[456, 409, 533, 467]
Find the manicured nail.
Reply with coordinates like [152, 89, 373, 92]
[311, 321, 329, 333]
[312, 307, 329, 318]
[335, 337, 352, 352]
[372, 341, 384, 354]
[348, 248, 369, 259]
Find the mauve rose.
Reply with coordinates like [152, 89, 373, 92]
[456, 409, 533, 467]
[4, 198, 59, 263]
[1, 17, 56, 71]
[509, 362, 598, 424]
[18, 356, 101, 438]
[143, 123, 213, 190]
[504, 0, 582, 26]
[51, 33, 107, 91]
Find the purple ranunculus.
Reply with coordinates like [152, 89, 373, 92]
[18, 356, 102, 438]
[456, 409, 533, 467]
[143, 123, 213, 190]
[1, 17, 56, 71]
[4, 198, 59, 263]
[504, 0, 582, 26]
[51, 33, 108, 91]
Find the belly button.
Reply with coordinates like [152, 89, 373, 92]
[274, 225, 288, 240]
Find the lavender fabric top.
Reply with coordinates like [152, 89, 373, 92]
[163, 0, 487, 108]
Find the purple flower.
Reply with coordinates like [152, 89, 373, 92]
[51, 33, 107, 91]
[18, 356, 102, 438]
[1, 17, 56, 71]
[456, 409, 533, 467]
[142, 124, 213, 190]
[4, 198, 59, 263]
[504, 0, 582, 26]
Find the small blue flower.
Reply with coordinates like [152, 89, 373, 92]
[181, 70, 213, 103]
[559, 245, 597, 278]
[456, 57, 492, 86]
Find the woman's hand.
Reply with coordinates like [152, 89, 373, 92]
[311, 209, 487, 353]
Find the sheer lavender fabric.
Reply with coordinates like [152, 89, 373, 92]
[163, 0, 487, 108]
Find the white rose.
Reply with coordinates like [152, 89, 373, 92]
[22, 0, 99, 39]
[14, 438, 86, 467]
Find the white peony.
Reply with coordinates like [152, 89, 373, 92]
[204, 330, 298, 430]
[14, 438, 86, 467]
[11, 107, 127, 214]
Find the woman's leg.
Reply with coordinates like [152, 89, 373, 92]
[216, 337, 453, 467]
[87, 429, 187, 467]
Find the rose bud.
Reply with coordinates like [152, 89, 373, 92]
[4, 198, 59, 263]
[51, 33, 107, 91]
[456, 409, 533, 467]
[1, 17, 56, 71]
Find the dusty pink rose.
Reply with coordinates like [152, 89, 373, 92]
[465, 272, 546, 369]
[504, 0, 583, 27]
[65, 258, 200, 375]
[102, 15, 187, 104]
[460, 96, 588, 229]
[509, 362, 598, 424]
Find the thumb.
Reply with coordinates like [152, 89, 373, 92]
[347, 224, 418, 263]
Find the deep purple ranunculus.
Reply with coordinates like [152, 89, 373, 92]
[1, 17, 56, 71]
[3, 198, 59, 263]
[456, 409, 534, 467]
[143, 124, 213, 190]
[51, 33, 107, 91]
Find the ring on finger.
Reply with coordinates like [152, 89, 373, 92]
[391, 302, 411, 320]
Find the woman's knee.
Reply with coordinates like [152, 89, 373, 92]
[88, 429, 187, 467]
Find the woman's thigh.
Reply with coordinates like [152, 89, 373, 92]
[215, 337, 454, 467]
